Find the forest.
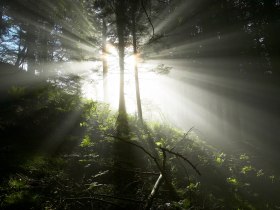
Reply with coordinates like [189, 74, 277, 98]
[0, 0, 280, 209]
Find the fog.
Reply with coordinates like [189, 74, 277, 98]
[136, 58, 280, 173]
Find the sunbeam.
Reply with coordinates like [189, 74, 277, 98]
[1, 0, 280, 209]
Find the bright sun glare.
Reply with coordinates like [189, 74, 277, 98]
[80, 44, 163, 119]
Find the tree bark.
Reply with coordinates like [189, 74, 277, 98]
[102, 18, 109, 102]
[0, 4, 4, 36]
[132, 10, 143, 124]
[40, 21, 49, 77]
[116, 1, 126, 116]
[144, 127, 181, 203]
[145, 174, 163, 210]
[26, 24, 36, 74]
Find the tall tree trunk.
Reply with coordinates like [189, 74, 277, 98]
[15, 28, 23, 68]
[0, 5, 3, 36]
[26, 24, 36, 74]
[116, 1, 126, 116]
[15, 46, 27, 68]
[15, 28, 27, 68]
[40, 21, 49, 78]
[114, 3, 137, 204]
[102, 18, 109, 102]
[132, 1, 179, 203]
[132, 12, 143, 124]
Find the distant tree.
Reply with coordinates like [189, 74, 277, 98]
[0, 2, 7, 37]
[130, 0, 143, 123]
[1, 0, 99, 76]
[115, 0, 128, 118]
[88, 0, 114, 101]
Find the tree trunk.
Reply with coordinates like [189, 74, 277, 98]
[132, 12, 143, 124]
[40, 21, 49, 77]
[15, 29, 23, 68]
[102, 18, 109, 102]
[26, 24, 36, 74]
[144, 127, 181, 203]
[15, 28, 27, 68]
[0, 5, 3, 36]
[116, 1, 126, 116]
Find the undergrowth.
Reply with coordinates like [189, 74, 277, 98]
[0, 79, 279, 210]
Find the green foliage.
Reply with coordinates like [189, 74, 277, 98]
[4, 191, 39, 206]
[80, 135, 93, 147]
[227, 177, 238, 185]
[269, 175, 275, 183]
[8, 86, 26, 97]
[87, 182, 103, 190]
[241, 165, 254, 174]
[1, 78, 280, 210]
[187, 182, 200, 191]
[240, 154, 249, 160]
[181, 198, 191, 208]
[216, 152, 226, 164]
[256, 169, 264, 177]
[2, 176, 41, 208]
[8, 178, 27, 189]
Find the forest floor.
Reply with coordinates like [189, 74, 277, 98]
[0, 72, 280, 210]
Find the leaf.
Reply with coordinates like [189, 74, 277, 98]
[241, 165, 253, 174]
[87, 182, 103, 190]
[256, 169, 264, 177]
[155, 142, 162, 146]
[8, 86, 26, 97]
[80, 135, 93, 147]
[227, 177, 238, 185]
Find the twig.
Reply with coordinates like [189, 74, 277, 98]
[144, 148, 167, 209]
[99, 165, 160, 176]
[105, 134, 157, 162]
[106, 133, 200, 175]
[141, 0, 155, 38]
[161, 148, 167, 172]
[160, 147, 201, 176]
[93, 193, 143, 203]
[174, 126, 194, 149]
[64, 196, 121, 208]
[185, 126, 195, 136]
[64, 194, 143, 203]
[138, 171, 160, 175]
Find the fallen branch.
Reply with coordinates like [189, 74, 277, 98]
[64, 193, 143, 203]
[173, 126, 194, 149]
[64, 197, 121, 208]
[144, 148, 168, 209]
[144, 174, 163, 210]
[106, 133, 200, 176]
[106, 131, 200, 208]
[100, 165, 160, 176]
[160, 147, 201, 176]
[105, 134, 157, 162]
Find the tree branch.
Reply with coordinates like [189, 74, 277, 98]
[64, 194, 143, 203]
[173, 126, 194, 149]
[160, 147, 201, 176]
[141, 0, 155, 38]
[64, 196, 122, 208]
[144, 173, 163, 210]
[105, 134, 157, 162]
